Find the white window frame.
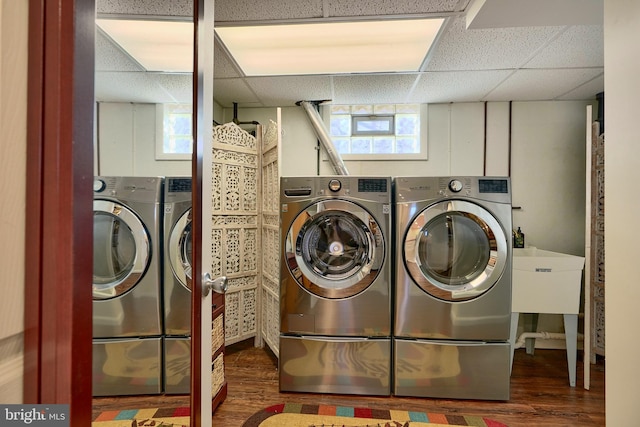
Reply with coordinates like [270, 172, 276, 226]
[155, 103, 193, 161]
[321, 104, 428, 161]
[352, 115, 395, 136]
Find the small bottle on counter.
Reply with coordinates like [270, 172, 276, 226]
[513, 227, 525, 248]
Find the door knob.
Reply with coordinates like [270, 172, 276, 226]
[203, 273, 228, 296]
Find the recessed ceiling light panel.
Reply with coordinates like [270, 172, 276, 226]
[215, 18, 445, 76]
[97, 19, 193, 73]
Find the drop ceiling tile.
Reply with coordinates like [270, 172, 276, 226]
[244, 75, 333, 107]
[525, 25, 604, 68]
[95, 30, 145, 72]
[326, 0, 465, 17]
[485, 68, 604, 101]
[332, 74, 420, 105]
[214, 40, 242, 79]
[96, 0, 193, 17]
[215, 0, 324, 22]
[427, 16, 564, 71]
[408, 70, 513, 103]
[466, 0, 602, 29]
[558, 73, 604, 100]
[214, 78, 262, 108]
[97, 0, 192, 17]
[152, 74, 193, 103]
[96, 71, 183, 103]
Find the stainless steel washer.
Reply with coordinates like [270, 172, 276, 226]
[92, 176, 163, 396]
[394, 176, 512, 400]
[279, 176, 392, 396]
[162, 176, 193, 394]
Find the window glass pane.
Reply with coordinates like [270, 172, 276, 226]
[373, 137, 394, 154]
[330, 115, 351, 136]
[396, 104, 419, 114]
[355, 118, 391, 133]
[374, 104, 395, 114]
[396, 137, 419, 154]
[351, 105, 373, 115]
[396, 114, 418, 135]
[326, 103, 423, 158]
[332, 137, 351, 154]
[169, 114, 192, 135]
[163, 103, 193, 155]
[331, 105, 350, 114]
[170, 136, 193, 154]
[351, 137, 372, 153]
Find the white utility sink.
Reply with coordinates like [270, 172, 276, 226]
[512, 247, 585, 314]
[510, 247, 586, 387]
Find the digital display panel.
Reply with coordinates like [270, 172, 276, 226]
[479, 179, 508, 194]
[168, 178, 192, 193]
[358, 178, 388, 192]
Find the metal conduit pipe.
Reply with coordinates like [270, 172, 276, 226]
[297, 100, 349, 176]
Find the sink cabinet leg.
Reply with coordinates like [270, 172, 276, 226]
[524, 313, 539, 355]
[564, 313, 578, 387]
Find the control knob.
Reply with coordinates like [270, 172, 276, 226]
[328, 179, 342, 192]
[448, 179, 463, 193]
[93, 179, 106, 193]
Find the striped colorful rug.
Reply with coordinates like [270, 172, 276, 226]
[242, 403, 508, 427]
[92, 407, 189, 426]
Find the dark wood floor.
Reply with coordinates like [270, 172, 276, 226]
[93, 339, 605, 426]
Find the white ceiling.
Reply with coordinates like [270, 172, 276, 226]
[95, 0, 604, 108]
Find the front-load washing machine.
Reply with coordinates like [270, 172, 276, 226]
[92, 176, 164, 396]
[162, 176, 193, 394]
[279, 176, 392, 396]
[394, 176, 512, 400]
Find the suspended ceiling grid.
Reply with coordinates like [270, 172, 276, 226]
[95, 0, 604, 107]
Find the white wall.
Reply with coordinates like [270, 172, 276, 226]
[98, 103, 190, 177]
[604, 1, 640, 424]
[316, 103, 487, 177]
[103, 98, 594, 338]
[102, 98, 592, 257]
[511, 101, 589, 256]
[0, 0, 27, 403]
[97, 100, 225, 177]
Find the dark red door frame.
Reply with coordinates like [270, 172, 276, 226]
[24, 0, 95, 425]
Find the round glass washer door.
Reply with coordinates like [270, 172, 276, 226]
[404, 200, 507, 302]
[285, 199, 384, 299]
[168, 208, 193, 291]
[93, 200, 150, 300]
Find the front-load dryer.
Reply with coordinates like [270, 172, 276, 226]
[92, 176, 163, 396]
[394, 176, 512, 400]
[162, 176, 193, 394]
[279, 176, 392, 396]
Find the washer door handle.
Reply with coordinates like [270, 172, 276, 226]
[203, 273, 228, 296]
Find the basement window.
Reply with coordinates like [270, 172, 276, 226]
[156, 103, 193, 160]
[325, 104, 426, 160]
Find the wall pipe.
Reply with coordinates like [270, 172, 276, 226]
[483, 101, 487, 176]
[232, 102, 260, 126]
[508, 100, 512, 177]
[297, 100, 349, 176]
[513, 331, 584, 349]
